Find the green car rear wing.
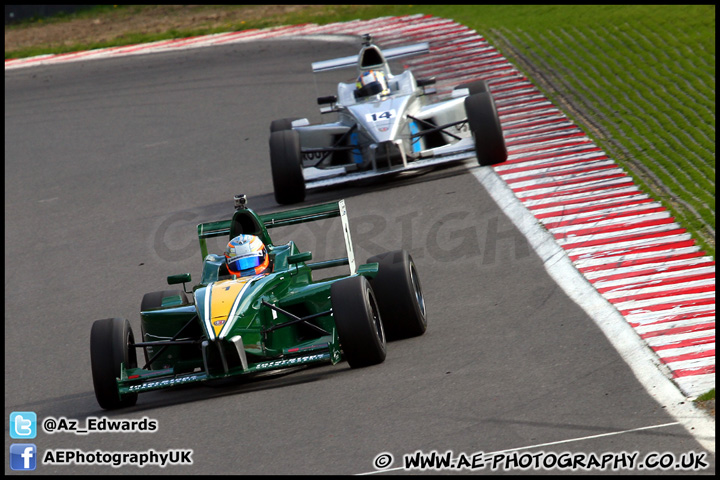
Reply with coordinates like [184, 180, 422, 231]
[197, 198, 356, 274]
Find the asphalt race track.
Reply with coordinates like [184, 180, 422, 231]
[5, 37, 715, 474]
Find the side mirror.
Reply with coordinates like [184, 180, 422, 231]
[167, 273, 191, 285]
[288, 252, 312, 264]
[417, 77, 436, 87]
[317, 95, 337, 105]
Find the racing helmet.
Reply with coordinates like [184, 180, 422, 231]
[355, 69, 389, 97]
[224, 234, 270, 277]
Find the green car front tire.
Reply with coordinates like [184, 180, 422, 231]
[90, 317, 138, 410]
[331, 276, 386, 368]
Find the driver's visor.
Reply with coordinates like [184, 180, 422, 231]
[227, 252, 263, 272]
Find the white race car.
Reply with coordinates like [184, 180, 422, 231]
[269, 34, 507, 204]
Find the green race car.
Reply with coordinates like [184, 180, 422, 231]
[90, 196, 426, 409]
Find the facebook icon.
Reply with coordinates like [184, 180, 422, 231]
[10, 444, 37, 471]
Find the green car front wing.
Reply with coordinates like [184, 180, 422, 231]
[118, 329, 342, 395]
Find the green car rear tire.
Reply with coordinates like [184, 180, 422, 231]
[367, 250, 427, 340]
[140, 289, 188, 312]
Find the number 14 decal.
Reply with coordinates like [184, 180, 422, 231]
[365, 110, 396, 122]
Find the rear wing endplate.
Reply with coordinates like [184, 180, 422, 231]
[312, 42, 430, 73]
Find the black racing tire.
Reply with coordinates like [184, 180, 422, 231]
[331, 276, 386, 368]
[140, 290, 189, 312]
[270, 117, 300, 133]
[90, 318, 138, 410]
[269, 129, 306, 205]
[465, 92, 508, 166]
[454, 79, 488, 96]
[366, 250, 427, 341]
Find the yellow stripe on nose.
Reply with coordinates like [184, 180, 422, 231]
[209, 278, 250, 337]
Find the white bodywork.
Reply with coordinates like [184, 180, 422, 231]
[287, 39, 478, 189]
